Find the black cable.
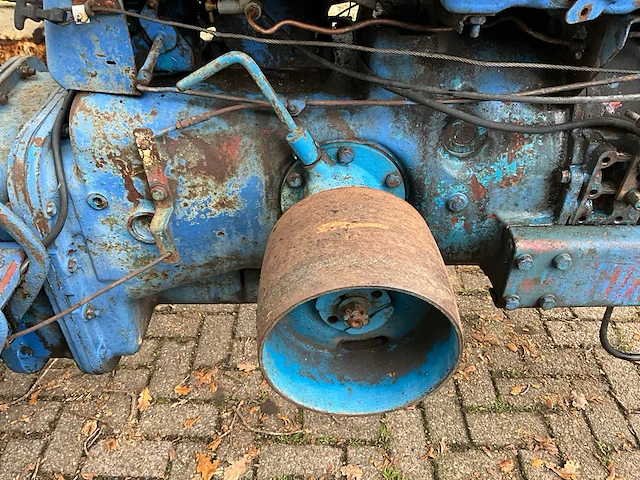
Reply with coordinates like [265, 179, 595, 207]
[600, 307, 640, 362]
[260, 13, 640, 136]
[43, 90, 75, 248]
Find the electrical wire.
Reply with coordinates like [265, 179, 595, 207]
[600, 307, 640, 362]
[90, 6, 640, 75]
[4, 252, 171, 345]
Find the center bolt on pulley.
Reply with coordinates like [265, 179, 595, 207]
[257, 187, 462, 415]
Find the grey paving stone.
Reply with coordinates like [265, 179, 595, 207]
[573, 306, 639, 322]
[119, 338, 160, 368]
[111, 366, 151, 393]
[447, 266, 464, 294]
[466, 412, 548, 447]
[385, 408, 434, 480]
[346, 446, 386, 479]
[525, 348, 599, 378]
[517, 450, 560, 480]
[0, 401, 60, 434]
[95, 393, 137, 432]
[547, 412, 607, 479]
[41, 401, 95, 475]
[595, 349, 640, 411]
[148, 340, 195, 398]
[168, 440, 208, 480]
[611, 451, 640, 480]
[216, 427, 256, 478]
[486, 347, 527, 376]
[0, 371, 37, 398]
[629, 413, 640, 441]
[457, 295, 505, 327]
[229, 337, 259, 368]
[256, 445, 342, 479]
[436, 450, 522, 480]
[237, 303, 257, 339]
[457, 364, 497, 408]
[507, 310, 554, 350]
[163, 303, 239, 314]
[495, 377, 572, 409]
[189, 368, 262, 404]
[0, 439, 45, 480]
[82, 439, 173, 478]
[612, 322, 640, 352]
[305, 411, 381, 442]
[458, 265, 493, 293]
[140, 402, 219, 438]
[194, 312, 235, 367]
[147, 311, 203, 339]
[539, 307, 574, 322]
[259, 388, 300, 432]
[545, 321, 600, 348]
[423, 382, 469, 446]
[39, 368, 110, 400]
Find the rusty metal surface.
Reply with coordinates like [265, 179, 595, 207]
[257, 187, 462, 414]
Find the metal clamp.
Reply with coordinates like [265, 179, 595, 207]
[71, 4, 90, 23]
[133, 129, 180, 263]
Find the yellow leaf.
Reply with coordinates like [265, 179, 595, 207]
[224, 454, 250, 480]
[498, 459, 515, 473]
[195, 452, 220, 480]
[237, 363, 257, 373]
[174, 385, 192, 396]
[81, 419, 98, 437]
[105, 438, 118, 451]
[570, 391, 588, 410]
[28, 389, 41, 406]
[340, 464, 364, 480]
[207, 438, 222, 452]
[510, 385, 526, 396]
[184, 416, 200, 429]
[506, 342, 518, 352]
[193, 368, 219, 392]
[138, 387, 152, 412]
[247, 444, 260, 458]
[531, 457, 546, 468]
[54, 474, 66, 480]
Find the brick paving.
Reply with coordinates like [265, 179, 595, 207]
[1, 267, 640, 479]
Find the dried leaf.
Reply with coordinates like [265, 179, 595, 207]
[28, 389, 41, 406]
[193, 368, 219, 392]
[533, 436, 559, 456]
[510, 385, 526, 396]
[570, 391, 588, 411]
[105, 438, 118, 451]
[174, 384, 192, 396]
[498, 459, 515, 473]
[463, 365, 477, 374]
[277, 414, 293, 426]
[169, 446, 177, 462]
[207, 438, 222, 452]
[506, 342, 519, 352]
[54, 474, 66, 480]
[237, 363, 257, 373]
[247, 444, 260, 458]
[340, 464, 364, 480]
[184, 416, 200, 429]
[81, 473, 96, 480]
[0, 404, 8, 412]
[548, 460, 579, 480]
[607, 463, 616, 480]
[138, 387, 152, 412]
[196, 452, 220, 480]
[81, 419, 98, 437]
[531, 457, 546, 468]
[248, 405, 260, 415]
[224, 454, 250, 480]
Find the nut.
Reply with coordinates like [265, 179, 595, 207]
[515, 254, 534, 271]
[286, 171, 303, 188]
[385, 173, 402, 188]
[337, 146, 355, 164]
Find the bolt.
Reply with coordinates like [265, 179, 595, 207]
[625, 109, 640, 128]
[151, 185, 168, 201]
[452, 124, 477, 146]
[468, 16, 486, 38]
[385, 173, 403, 188]
[538, 294, 557, 310]
[515, 254, 534, 271]
[558, 169, 572, 184]
[84, 304, 98, 320]
[286, 171, 303, 188]
[0, 93, 8, 106]
[19, 65, 37, 78]
[75, 13, 83, 21]
[337, 146, 355, 164]
[342, 301, 370, 329]
[286, 103, 300, 115]
[446, 193, 468, 212]
[626, 189, 640, 210]
[503, 295, 520, 310]
[45, 201, 57, 218]
[552, 252, 573, 270]
[67, 258, 78, 274]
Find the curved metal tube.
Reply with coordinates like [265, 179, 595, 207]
[0, 203, 50, 321]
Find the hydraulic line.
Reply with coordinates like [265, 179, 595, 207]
[600, 307, 640, 362]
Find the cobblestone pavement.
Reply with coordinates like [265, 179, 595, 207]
[1, 267, 640, 479]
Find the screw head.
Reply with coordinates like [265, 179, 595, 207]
[342, 301, 370, 329]
[538, 294, 557, 310]
[45, 201, 57, 217]
[337, 146, 355, 164]
[19, 65, 36, 78]
[558, 169, 572, 184]
[286, 171, 303, 188]
[67, 258, 78, 274]
[552, 253, 573, 270]
[84, 304, 98, 320]
[385, 173, 403, 188]
[287, 103, 300, 115]
[446, 193, 468, 212]
[515, 254, 534, 271]
[151, 186, 168, 201]
[452, 125, 477, 146]
[503, 295, 520, 310]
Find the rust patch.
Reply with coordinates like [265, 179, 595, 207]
[469, 175, 487, 201]
[109, 151, 144, 205]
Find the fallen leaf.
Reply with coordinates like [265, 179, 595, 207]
[207, 438, 222, 452]
[248, 405, 260, 415]
[498, 459, 515, 473]
[184, 416, 200, 429]
[532, 436, 559, 456]
[340, 464, 364, 480]
[570, 391, 588, 410]
[277, 414, 293, 426]
[531, 457, 546, 468]
[80, 473, 96, 480]
[196, 452, 220, 480]
[247, 444, 260, 458]
[548, 460, 579, 480]
[193, 368, 219, 392]
[224, 454, 250, 480]
[506, 342, 519, 352]
[54, 474, 66, 480]
[169, 447, 177, 462]
[510, 385, 526, 396]
[174, 385, 192, 396]
[105, 438, 118, 451]
[28, 389, 41, 406]
[607, 463, 616, 480]
[0, 404, 8, 412]
[81, 419, 98, 437]
[138, 387, 152, 412]
[237, 363, 257, 373]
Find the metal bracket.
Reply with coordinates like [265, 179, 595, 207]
[71, 4, 90, 23]
[133, 128, 180, 263]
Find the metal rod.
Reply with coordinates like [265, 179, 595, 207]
[137, 34, 165, 86]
